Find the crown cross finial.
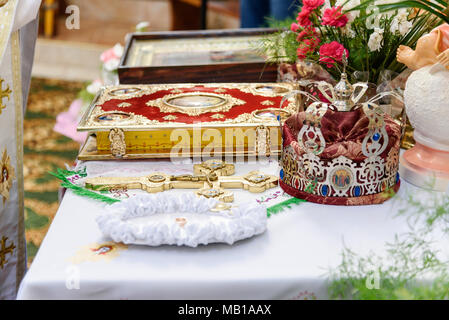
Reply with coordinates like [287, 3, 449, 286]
[333, 58, 354, 111]
[342, 51, 348, 74]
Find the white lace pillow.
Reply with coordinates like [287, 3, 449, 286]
[96, 193, 267, 247]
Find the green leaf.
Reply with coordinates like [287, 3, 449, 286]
[25, 207, 50, 229]
[26, 241, 39, 260]
[24, 190, 59, 204]
[266, 197, 306, 216]
[355, 1, 449, 24]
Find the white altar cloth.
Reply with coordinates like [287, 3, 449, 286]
[17, 160, 449, 300]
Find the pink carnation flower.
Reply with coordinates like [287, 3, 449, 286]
[296, 27, 321, 60]
[53, 99, 88, 144]
[296, 26, 320, 42]
[100, 48, 118, 63]
[296, 9, 312, 27]
[322, 6, 348, 27]
[303, 0, 325, 10]
[100, 44, 124, 63]
[297, 39, 319, 59]
[319, 41, 348, 68]
[291, 22, 300, 32]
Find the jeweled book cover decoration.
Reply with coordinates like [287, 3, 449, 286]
[77, 83, 297, 160]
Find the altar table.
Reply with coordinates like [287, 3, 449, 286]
[17, 160, 449, 300]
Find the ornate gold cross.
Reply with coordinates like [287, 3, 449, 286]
[0, 236, 15, 269]
[0, 79, 11, 115]
[84, 160, 278, 202]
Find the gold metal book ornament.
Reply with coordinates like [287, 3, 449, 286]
[77, 83, 297, 160]
[84, 160, 277, 202]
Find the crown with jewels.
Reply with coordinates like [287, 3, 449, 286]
[279, 58, 404, 206]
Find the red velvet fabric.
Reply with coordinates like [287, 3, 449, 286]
[282, 108, 401, 162]
[99, 86, 287, 124]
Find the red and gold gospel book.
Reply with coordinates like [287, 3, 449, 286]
[77, 83, 297, 160]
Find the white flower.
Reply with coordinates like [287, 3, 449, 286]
[398, 20, 412, 36]
[365, 5, 386, 28]
[345, 11, 357, 23]
[390, 9, 412, 36]
[342, 24, 356, 38]
[86, 80, 103, 95]
[112, 43, 124, 59]
[368, 28, 384, 52]
[104, 58, 120, 71]
[136, 21, 150, 32]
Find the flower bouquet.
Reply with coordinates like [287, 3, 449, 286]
[259, 0, 440, 150]
[261, 0, 439, 85]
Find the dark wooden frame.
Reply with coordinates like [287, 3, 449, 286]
[118, 28, 279, 84]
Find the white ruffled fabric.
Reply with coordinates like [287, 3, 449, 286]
[96, 193, 267, 247]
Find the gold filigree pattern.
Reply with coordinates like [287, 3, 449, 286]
[108, 128, 126, 157]
[78, 83, 297, 129]
[0, 236, 15, 269]
[91, 83, 293, 110]
[386, 147, 399, 176]
[82, 106, 287, 129]
[261, 100, 274, 106]
[0, 148, 15, 205]
[163, 115, 178, 121]
[210, 113, 225, 119]
[0, 79, 11, 115]
[145, 92, 246, 116]
[117, 102, 131, 108]
[255, 125, 271, 156]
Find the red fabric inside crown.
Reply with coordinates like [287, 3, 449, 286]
[282, 108, 401, 162]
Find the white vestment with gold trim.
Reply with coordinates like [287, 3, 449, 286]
[0, 0, 41, 299]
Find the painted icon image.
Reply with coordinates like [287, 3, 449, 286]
[95, 112, 131, 122]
